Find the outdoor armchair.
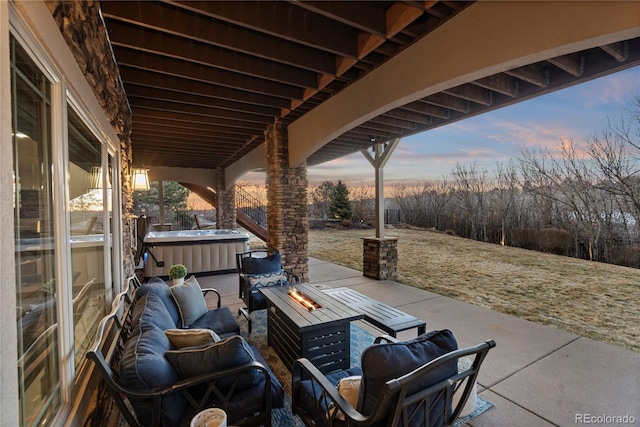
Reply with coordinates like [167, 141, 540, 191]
[292, 329, 496, 427]
[236, 250, 299, 333]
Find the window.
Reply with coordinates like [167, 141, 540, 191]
[10, 26, 121, 424]
[11, 35, 60, 426]
[67, 106, 107, 373]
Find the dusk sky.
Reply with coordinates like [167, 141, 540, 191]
[240, 65, 639, 189]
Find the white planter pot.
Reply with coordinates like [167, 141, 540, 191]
[172, 277, 185, 286]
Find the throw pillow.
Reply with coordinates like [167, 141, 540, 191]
[169, 275, 208, 328]
[165, 335, 261, 391]
[329, 375, 361, 421]
[246, 269, 288, 288]
[241, 251, 281, 274]
[165, 328, 220, 349]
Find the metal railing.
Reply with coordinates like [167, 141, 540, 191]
[235, 186, 267, 228]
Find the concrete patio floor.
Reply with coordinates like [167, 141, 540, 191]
[196, 257, 639, 427]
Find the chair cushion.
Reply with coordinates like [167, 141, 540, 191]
[137, 277, 180, 325]
[241, 251, 281, 274]
[164, 335, 261, 392]
[189, 306, 241, 338]
[120, 295, 186, 425]
[131, 292, 177, 333]
[165, 328, 220, 349]
[358, 329, 458, 424]
[170, 276, 208, 328]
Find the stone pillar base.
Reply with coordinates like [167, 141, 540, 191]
[362, 237, 398, 280]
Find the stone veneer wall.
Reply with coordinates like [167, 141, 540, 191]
[363, 237, 399, 280]
[47, 0, 135, 281]
[264, 120, 309, 281]
[216, 167, 236, 229]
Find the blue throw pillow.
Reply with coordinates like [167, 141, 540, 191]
[241, 251, 281, 274]
[358, 329, 458, 425]
[138, 277, 180, 325]
[165, 335, 261, 392]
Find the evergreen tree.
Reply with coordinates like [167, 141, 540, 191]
[330, 180, 353, 220]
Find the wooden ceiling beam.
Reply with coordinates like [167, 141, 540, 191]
[401, 100, 449, 119]
[132, 107, 269, 130]
[121, 68, 291, 109]
[548, 53, 584, 77]
[384, 108, 432, 125]
[115, 48, 304, 99]
[132, 135, 246, 150]
[421, 93, 469, 113]
[292, 1, 387, 36]
[107, 20, 319, 89]
[443, 84, 492, 106]
[600, 41, 628, 62]
[170, 0, 360, 57]
[126, 85, 279, 117]
[133, 127, 250, 144]
[472, 74, 518, 97]
[101, 1, 337, 75]
[504, 64, 548, 87]
[129, 97, 274, 124]
[133, 116, 264, 135]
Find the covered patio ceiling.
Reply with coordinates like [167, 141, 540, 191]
[99, 1, 640, 172]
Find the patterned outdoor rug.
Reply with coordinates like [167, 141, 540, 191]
[241, 310, 493, 427]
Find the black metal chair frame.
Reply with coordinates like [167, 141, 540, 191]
[292, 335, 496, 427]
[236, 250, 299, 333]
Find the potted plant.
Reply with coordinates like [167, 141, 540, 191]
[168, 264, 187, 285]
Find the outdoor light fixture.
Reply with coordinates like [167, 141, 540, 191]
[132, 168, 150, 191]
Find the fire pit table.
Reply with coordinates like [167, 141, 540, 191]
[259, 283, 364, 373]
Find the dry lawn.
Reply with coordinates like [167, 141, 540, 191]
[309, 227, 640, 352]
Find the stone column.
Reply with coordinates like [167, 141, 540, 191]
[215, 167, 236, 229]
[363, 237, 398, 280]
[264, 119, 309, 281]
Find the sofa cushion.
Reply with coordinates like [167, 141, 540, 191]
[131, 292, 177, 334]
[165, 328, 220, 349]
[358, 329, 458, 425]
[209, 343, 286, 425]
[119, 294, 187, 423]
[170, 276, 208, 328]
[164, 335, 261, 392]
[137, 277, 180, 326]
[190, 306, 241, 338]
[241, 251, 281, 274]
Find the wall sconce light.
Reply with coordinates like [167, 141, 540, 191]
[132, 168, 150, 191]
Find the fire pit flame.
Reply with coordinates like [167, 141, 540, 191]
[289, 288, 322, 311]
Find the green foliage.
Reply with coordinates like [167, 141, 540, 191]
[133, 181, 190, 214]
[168, 264, 187, 279]
[310, 181, 336, 219]
[330, 180, 353, 220]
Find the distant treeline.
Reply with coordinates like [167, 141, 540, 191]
[311, 96, 640, 268]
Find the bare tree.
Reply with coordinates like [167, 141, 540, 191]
[492, 160, 520, 245]
[450, 161, 490, 241]
[587, 95, 640, 235]
[519, 139, 607, 260]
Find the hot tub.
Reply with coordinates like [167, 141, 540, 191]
[143, 229, 250, 278]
